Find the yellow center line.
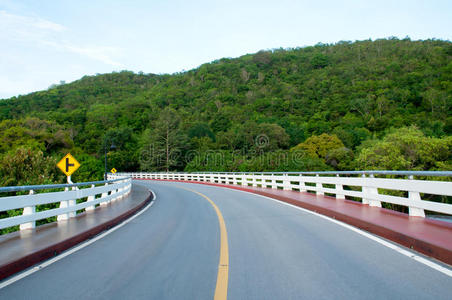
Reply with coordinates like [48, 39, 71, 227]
[179, 187, 229, 300]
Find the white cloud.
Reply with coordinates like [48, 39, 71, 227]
[0, 10, 65, 41]
[0, 10, 122, 67]
[0, 10, 65, 31]
[64, 44, 123, 67]
[41, 40, 124, 67]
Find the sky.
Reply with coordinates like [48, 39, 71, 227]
[0, 0, 451, 99]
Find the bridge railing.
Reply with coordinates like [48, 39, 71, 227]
[119, 171, 452, 218]
[0, 176, 132, 232]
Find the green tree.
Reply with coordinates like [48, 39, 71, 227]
[291, 133, 345, 160]
[355, 127, 452, 170]
[326, 147, 354, 170]
[139, 107, 188, 171]
[311, 53, 329, 69]
[210, 113, 231, 133]
[188, 122, 216, 141]
[0, 147, 63, 187]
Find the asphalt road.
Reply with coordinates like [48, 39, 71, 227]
[1, 181, 452, 299]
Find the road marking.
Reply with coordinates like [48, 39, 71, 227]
[164, 181, 452, 278]
[178, 187, 229, 300]
[226, 188, 452, 278]
[0, 190, 157, 289]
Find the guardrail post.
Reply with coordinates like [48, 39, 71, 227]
[299, 175, 306, 192]
[125, 179, 130, 196]
[252, 174, 257, 187]
[335, 174, 345, 199]
[270, 174, 276, 189]
[57, 186, 70, 221]
[20, 190, 36, 230]
[110, 186, 118, 202]
[117, 180, 125, 200]
[100, 183, 109, 206]
[240, 175, 246, 186]
[408, 191, 425, 217]
[68, 185, 77, 218]
[408, 175, 425, 217]
[126, 178, 131, 195]
[270, 175, 275, 188]
[361, 174, 370, 205]
[367, 174, 381, 207]
[116, 181, 123, 200]
[316, 174, 324, 196]
[126, 178, 132, 195]
[86, 184, 96, 211]
[283, 173, 291, 190]
[263, 174, 269, 188]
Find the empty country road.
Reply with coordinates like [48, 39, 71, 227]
[2, 180, 452, 299]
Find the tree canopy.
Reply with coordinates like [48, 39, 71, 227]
[0, 38, 450, 185]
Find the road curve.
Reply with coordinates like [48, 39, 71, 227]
[1, 180, 452, 299]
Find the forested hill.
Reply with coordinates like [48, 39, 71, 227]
[0, 38, 451, 186]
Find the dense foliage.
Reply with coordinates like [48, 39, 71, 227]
[0, 38, 451, 187]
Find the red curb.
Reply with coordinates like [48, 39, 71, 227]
[0, 190, 152, 281]
[141, 178, 452, 266]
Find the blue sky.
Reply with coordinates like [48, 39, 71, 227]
[1, 0, 451, 99]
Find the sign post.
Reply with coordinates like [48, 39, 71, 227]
[110, 168, 117, 174]
[56, 153, 81, 220]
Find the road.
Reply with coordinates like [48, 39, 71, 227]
[1, 181, 452, 299]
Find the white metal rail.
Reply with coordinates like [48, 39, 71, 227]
[0, 176, 131, 231]
[119, 171, 452, 218]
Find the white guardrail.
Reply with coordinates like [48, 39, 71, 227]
[119, 171, 452, 218]
[0, 176, 131, 231]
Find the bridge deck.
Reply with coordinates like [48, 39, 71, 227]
[0, 183, 151, 280]
[145, 179, 452, 265]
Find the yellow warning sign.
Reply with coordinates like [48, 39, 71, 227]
[111, 168, 117, 174]
[57, 153, 81, 177]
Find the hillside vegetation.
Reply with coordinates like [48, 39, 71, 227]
[0, 38, 451, 187]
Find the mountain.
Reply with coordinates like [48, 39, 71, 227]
[0, 38, 451, 185]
